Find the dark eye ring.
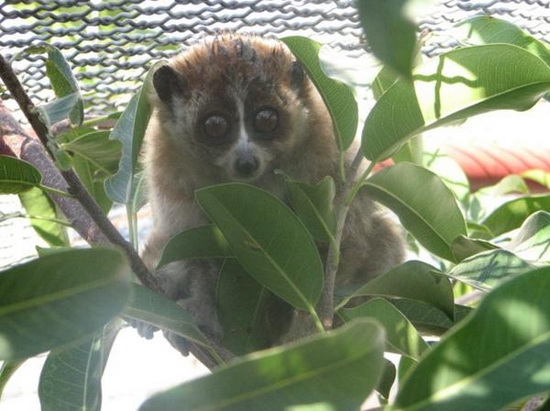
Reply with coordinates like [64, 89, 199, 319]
[203, 114, 229, 139]
[253, 107, 278, 133]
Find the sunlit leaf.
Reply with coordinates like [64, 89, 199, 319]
[0, 248, 130, 360]
[396, 266, 550, 411]
[362, 45, 550, 161]
[483, 194, 550, 236]
[508, 211, 550, 263]
[140, 320, 385, 411]
[451, 16, 550, 65]
[448, 249, 534, 291]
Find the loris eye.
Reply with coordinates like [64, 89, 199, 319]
[253, 108, 278, 133]
[203, 114, 229, 139]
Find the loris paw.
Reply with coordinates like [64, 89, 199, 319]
[127, 318, 159, 340]
[163, 297, 223, 356]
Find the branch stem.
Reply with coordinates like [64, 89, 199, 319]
[0, 53, 233, 366]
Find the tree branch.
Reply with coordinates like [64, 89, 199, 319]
[0, 53, 234, 366]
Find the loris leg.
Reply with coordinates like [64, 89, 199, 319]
[155, 259, 223, 355]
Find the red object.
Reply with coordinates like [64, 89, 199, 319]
[443, 143, 550, 191]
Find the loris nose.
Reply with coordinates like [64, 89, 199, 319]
[234, 156, 259, 177]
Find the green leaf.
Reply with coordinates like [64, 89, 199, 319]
[38, 321, 121, 411]
[362, 44, 550, 161]
[451, 235, 498, 262]
[508, 211, 550, 263]
[451, 16, 550, 66]
[523, 169, 550, 190]
[44, 46, 84, 126]
[60, 129, 120, 214]
[0, 155, 42, 194]
[349, 260, 455, 321]
[482, 194, 550, 237]
[217, 260, 272, 355]
[158, 225, 233, 268]
[396, 266, 550, 411]
[362, 163, 467, 261]
[123, 284, 209, 348]
[0, 248, 130, 360]
[62, 131, 122, 177]
[282, 36, 358, 151]
[38, 92, 80, 126]
[448, 249, 534, 291]
[19, 187, 69, 247]
[387, 299, 472, 336]
[285, 176, 336, 243]
[104, 62, 159, 204]
[340, 298, 429, 360]
[356, 0, 417, 79]
[140, 319, 386, 411]
[196, 183, 323, 311]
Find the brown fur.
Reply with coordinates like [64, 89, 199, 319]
[142, 34, 404, 349]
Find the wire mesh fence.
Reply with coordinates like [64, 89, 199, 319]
[1, 0, 549, 117]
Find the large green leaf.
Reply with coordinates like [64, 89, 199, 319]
[0, 155, 42, 194]
[356, 0, 417, 79]
[158, 225, 233, 268]
[340, 298, 429, 360]
[448, 249, 534, 292]
[38, 321, 121, 411]
[0, 248, 130, 360]
[482, 194, 550, 237]
[104, 62, 159, 204]
[362, 163, 467, 261]
[508, 211, 550, 263]
[282, 36, 358, 151]
[348, 260, 455, 320]
[396, 266, 550, 411]
[362, 44, 550, 161]
[451, 16, 550, 66]
[123, 283, 209, 348]
[19, 187, 69, 247]
[140, 319, 385, 411]
[196, 183, 323, 312]
[217, 260, 272, 355]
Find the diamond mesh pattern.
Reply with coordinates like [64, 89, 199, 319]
[1, 0, 549, 116]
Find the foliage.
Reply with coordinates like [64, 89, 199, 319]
[1, 5, 550, 411]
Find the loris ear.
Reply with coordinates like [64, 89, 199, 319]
[290, 61, 306, 92]
[153, 65, 186, 104]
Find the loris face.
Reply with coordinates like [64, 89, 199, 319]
[151, 34, 310, 182]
